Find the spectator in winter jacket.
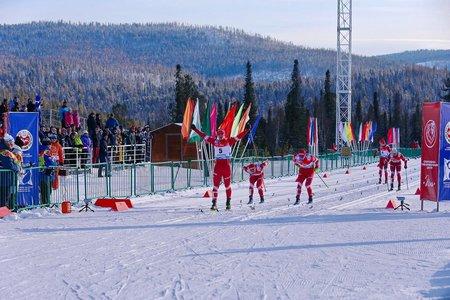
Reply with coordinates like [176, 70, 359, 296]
[59, 101, 70, 128]
[26, 98, 36, 112]
[9, 96, 19, 112]
[92, 127, 100, 163]
[98, 131, 110, 177]
[0, 134, 21, 208]
[48, 134, 64, 165]
[87, 112, 97, 136]
[0, 99, 8, 115]
[95, 113, 102, 129]
[105, 114, 119, 130]
[39, 143, 57, 205]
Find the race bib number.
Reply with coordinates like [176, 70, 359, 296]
[214, 145, 231, 159]
[380, 150, 390, 158]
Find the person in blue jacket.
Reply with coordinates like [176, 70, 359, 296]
[105, 114, 119, 130]
[39, 141, 57, 205]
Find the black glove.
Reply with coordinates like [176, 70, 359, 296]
[191, 124, 196, 130]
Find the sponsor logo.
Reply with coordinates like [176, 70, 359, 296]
[444, 158, 450, 182]
[16, 130, 33, 151]
[445, 122, 450, 145]
[424, 120, 437, 148]
[423, 175, 436, 188]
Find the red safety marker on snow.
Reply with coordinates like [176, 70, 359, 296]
[323, 173, 328, 178]
[112, 201, 129, 212]
[415, 188, 421, 195]
[345, 169, 350, 174]
[0, 206, 12, 218]
[95, 198, 133, 208]
[363, 166, 367, 170]
[203, 190, 212, 198]
[385, 199, 397, 209]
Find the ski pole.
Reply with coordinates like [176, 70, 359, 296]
[405, 164, 409, 190]
[314, 169, 329, 188]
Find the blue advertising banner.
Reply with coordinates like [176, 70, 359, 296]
[439, 102, 450, 201]
[9, 112, 40, 206]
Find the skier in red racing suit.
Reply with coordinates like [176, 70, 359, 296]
[378, 138, 391, 184]
[293, 149, 319, 205]
[243, 160, 269, 204]
[191, 125, 248, 210]
[389, 148, 407, 191]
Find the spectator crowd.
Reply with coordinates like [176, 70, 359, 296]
[1, 97, 152, 209]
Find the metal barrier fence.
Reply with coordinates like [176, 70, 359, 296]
[62, 144, 147, 168]
[0, 148, 421, 211]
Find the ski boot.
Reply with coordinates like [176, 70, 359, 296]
[226, 198, 231, 210]
[259, 196, 264, 204]
[389, 182, 394, 191]
[307, 196, 313, 204]
[294, 195, 300, 205]
[247, 195, 253, 205]
[397, 183, 401, 191]
[210, 199, 218, 211]
[378, 178, 382, 184]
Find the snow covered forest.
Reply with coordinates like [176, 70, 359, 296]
[0, 22, 447, 129]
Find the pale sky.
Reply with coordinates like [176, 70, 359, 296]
[1, 0, 449, 55]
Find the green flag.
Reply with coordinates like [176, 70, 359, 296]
[231, 103, 244, 137]
[189, 99, 202, 143]
[202, 100, 211, 136]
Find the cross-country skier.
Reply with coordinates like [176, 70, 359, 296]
[191, 124, 249, 210]
[378, 138, 391, 184]
[389, 148, 407, 191]
[293, 149, 319, 205]
[243, 160, 269, 204]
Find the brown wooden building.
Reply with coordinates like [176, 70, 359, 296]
[150, 123, 199, 162]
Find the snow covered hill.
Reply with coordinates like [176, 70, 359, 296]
[1, 158, 450, 299]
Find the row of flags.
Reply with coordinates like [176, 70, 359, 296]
[339, 121, 378, 144]
[182, 98, 398, 149]
[181, 98, 257, 143]
[387, 127, 400, 145]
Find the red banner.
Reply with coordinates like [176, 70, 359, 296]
[420, 102, 441, 202]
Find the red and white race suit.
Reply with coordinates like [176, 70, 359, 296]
[293, 153, 319, 197]
[244, 161, 268, 198]
[389, 152, 407, 185]
[378, 145, 391, 183]
[192, 128, 248, 201]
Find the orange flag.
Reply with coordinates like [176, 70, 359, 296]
[181, 98, 195, 140]
[237, 103, 251, 135]
[219, 103, 237, 138]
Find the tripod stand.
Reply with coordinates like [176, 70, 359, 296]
[79, 199, 94, 212]
[394, 196, 410, 211]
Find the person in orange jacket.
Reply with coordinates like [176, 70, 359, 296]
[48, 134, 64, 189]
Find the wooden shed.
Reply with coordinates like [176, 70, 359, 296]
[150, 123, 199, 163]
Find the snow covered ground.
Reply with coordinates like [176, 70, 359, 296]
[1, 158, 450, 299]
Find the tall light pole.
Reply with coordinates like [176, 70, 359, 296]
[336, 0, 352, 147]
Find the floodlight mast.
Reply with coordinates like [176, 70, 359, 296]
[336, 0, 352, 148]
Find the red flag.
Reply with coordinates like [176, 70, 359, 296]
[219, 103, 237, 138]
[210, 103, 217, 137]
[181, 98, 195, 140]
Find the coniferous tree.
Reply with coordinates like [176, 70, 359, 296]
[379, 111, 388, 143]
[173, 64, 184, 122]
[266, 108, 276, 155]
[354, 99, 363, 125]
[392, 92, 402, 128]
[282, 59, 306, 151]
[410, 103, 421, 144]
[322, 70, 336, 149]
[372, 92, 380, 124]
[244, 61, 257, 124]
[443, 77, 450, 102]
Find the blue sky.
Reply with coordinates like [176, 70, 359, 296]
[1, 0, 449, 55]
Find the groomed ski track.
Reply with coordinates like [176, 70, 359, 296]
[1, 158, 450, 299]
